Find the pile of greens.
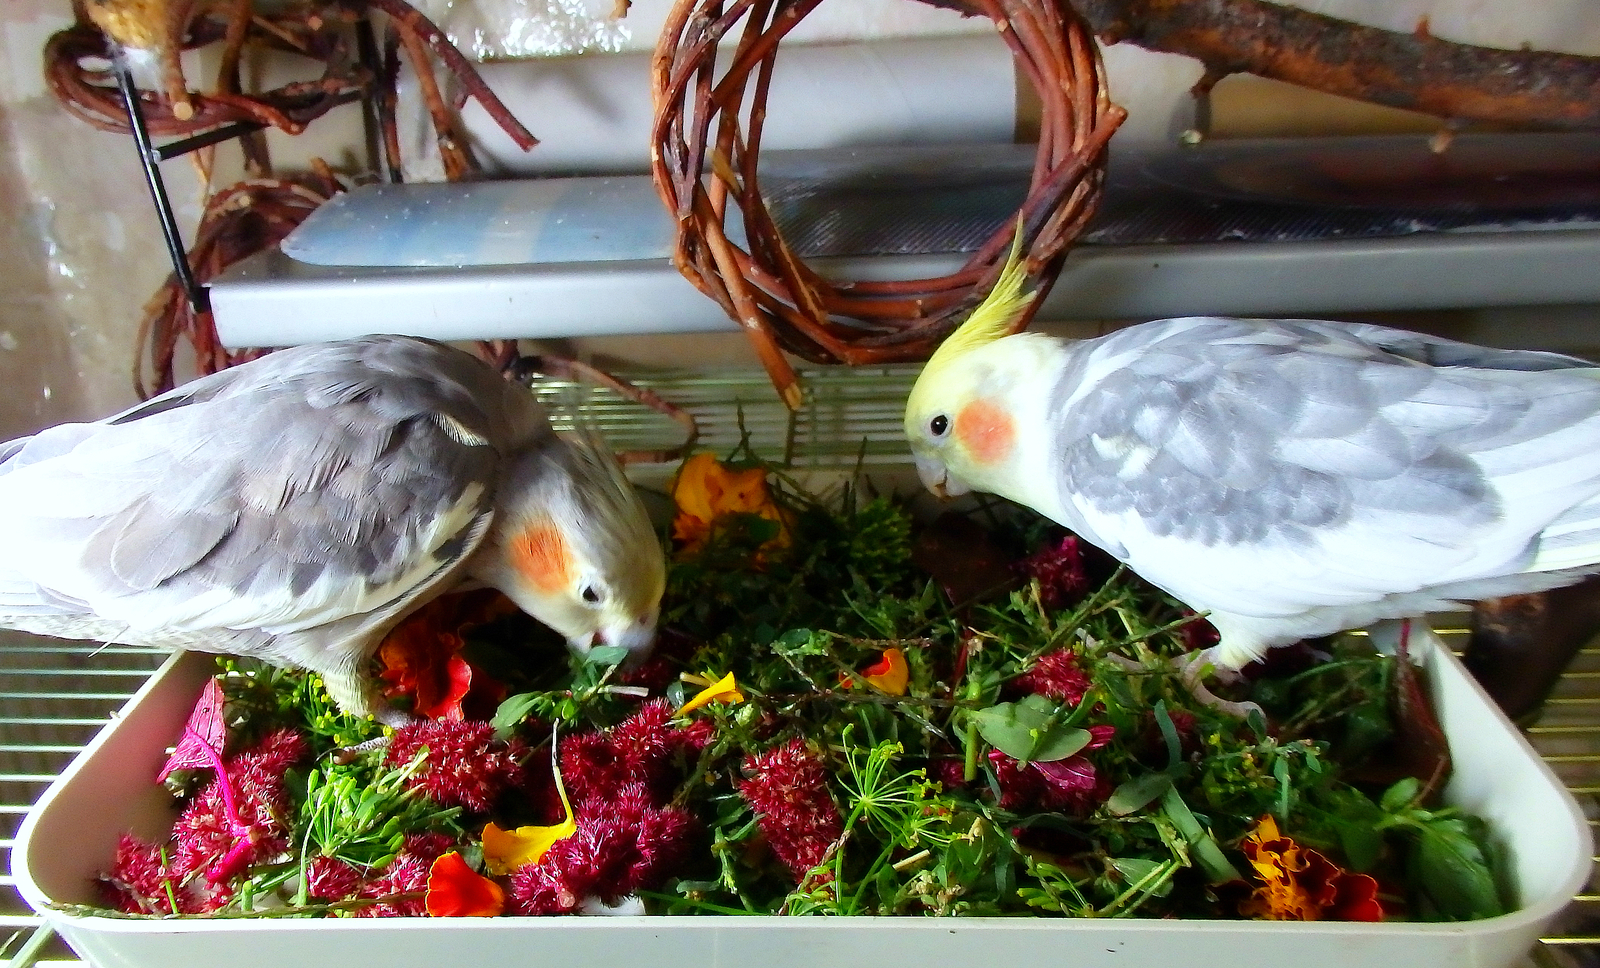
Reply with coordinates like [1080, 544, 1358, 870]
[88, 461, 1507, 923]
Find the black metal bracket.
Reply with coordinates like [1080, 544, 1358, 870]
[110, 18, 387, 318]
[111, 51, 259, 316]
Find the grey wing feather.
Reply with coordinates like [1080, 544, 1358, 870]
[0, 336, 543, 648]
[1057, 318, 1600, 573]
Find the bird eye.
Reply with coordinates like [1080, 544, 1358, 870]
[929, 414, 950, 438]
[581, 585, 602, 604]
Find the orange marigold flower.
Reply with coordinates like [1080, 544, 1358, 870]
[425, 851, 505, 917]
[1239, 815, 1383, 922]
[670, 452, 789, 555]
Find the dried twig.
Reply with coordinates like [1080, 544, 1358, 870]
[44, 0, 537, 150]
[651, 0, 1124, 406]
[134, 178, 336, 399]
[511, 354, 701, 466]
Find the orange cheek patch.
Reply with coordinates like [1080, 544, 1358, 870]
[510, 524, 574, 593]
[955, 399, 1016, 465]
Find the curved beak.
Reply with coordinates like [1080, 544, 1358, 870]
[597, 617, 658, 668]
[914, 454, 971, 499]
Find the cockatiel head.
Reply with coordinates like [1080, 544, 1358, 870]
[469, 429, 666, 663]
[904, 234, 1050, 509]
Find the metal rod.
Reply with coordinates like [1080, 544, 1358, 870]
[355, 15, 389, 183]
[154, 120, 265, 162]
[1, 924, 57, 968]
[111, 50, 209, 315]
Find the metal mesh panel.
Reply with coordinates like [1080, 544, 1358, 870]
[0, 634, 168, 966]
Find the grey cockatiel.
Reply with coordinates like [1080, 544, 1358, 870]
[904, 254, 1600, 677]
[0, 336, 665, 721]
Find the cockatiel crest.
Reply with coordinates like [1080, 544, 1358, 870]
[0, 336, 665, 721]
[907, 236, 1600, 678]
[905, 229, 1045, 503]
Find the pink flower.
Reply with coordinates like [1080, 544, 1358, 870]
[1012, 649, 1092, 706]
[385, 720, 526, 813]
[169, 728, 309, 887]
[1019, 535, 1091, 609]
[738, 739, 843, 880]
[103, 729, 310, 911]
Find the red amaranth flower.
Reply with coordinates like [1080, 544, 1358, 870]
[616, 628, 697, 693]
[505, 705, 704, 913]
[101, 834, 209, 915]
[506, 782, 696, 915]
[1019, 535, 1090, 609]
[385, 720, 526, 813]
[551, 700, 707, 810]
[738, 739, 843, 880]
[304, 856, 366, 902]
[1012, 649, 1092, 705]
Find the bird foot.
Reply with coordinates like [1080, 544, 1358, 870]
[1174, 651, 1263, 720]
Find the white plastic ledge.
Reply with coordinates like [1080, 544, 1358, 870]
[209, 229, 1600, 348]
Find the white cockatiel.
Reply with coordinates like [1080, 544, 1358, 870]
[904, 253, 1600, 675]
[0, 336, 665, 721]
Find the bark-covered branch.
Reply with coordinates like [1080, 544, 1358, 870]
[1066, 0, 1600, 129]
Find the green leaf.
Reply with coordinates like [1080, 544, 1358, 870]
[1107, 772, 1175, 817]
[583, 645, 631, 668]
[1161, 788, 1242, 884]
[1152, 700, 1182, 772]
[1338, 822, 1385, 873]
[1411, 820, 1505, 920]
[971, 695, 1090, 763]
[490, 692, 542, 734]
[1110, 857, 1174, 898]
[1381, 776, 1422, 814]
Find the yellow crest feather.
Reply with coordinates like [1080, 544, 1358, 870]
[921, 225, 1036, 384]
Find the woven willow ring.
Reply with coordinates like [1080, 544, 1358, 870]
[650, 0, 1124, 407]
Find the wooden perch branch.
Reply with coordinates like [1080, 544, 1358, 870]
[1069, 0, 1600, 129]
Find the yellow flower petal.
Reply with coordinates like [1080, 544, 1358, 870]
[863, 648, 910, 696]
[482, 736, 577, 876]
[675, 671, 745, 715]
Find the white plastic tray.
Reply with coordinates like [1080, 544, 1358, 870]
[14, 631, 1591, 968]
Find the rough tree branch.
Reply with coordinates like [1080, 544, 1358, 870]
[1064, 0, 1600, 130]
